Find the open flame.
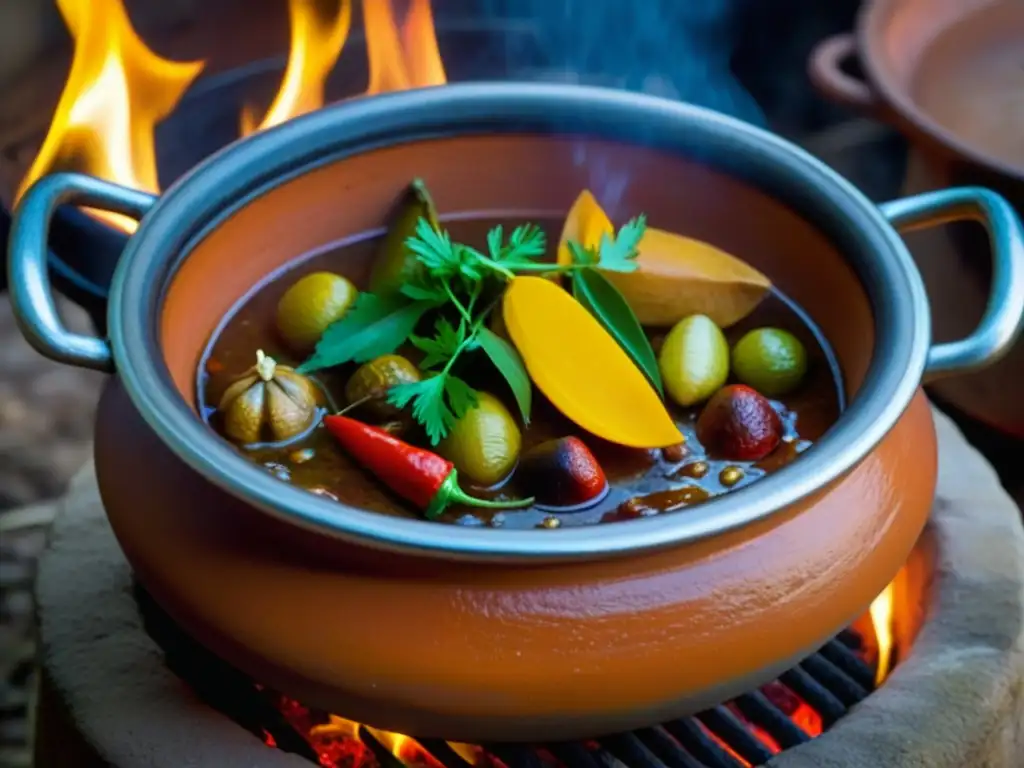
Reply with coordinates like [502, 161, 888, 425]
[241, 0, 353, 135]
[364, 0, 447, 95]
[21, 0, 446, 232]
[307, 714, 452, 767]
[14, 0, 203, 232]
[869, 581, 897, 685]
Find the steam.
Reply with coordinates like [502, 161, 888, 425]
[475, 0, 765, 216]
[478, 0, 764, 126]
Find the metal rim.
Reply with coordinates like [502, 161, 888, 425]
[107, 82, 930, 562]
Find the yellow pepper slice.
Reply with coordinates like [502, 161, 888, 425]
[503, 276, 682, 449]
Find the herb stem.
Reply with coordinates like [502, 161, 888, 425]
[465, 282, 481, 316]
[474, 255, 591, 279]
[474, 256, 516, 279]
[508, 263, 588, 274]
[444, 282, 474, 326]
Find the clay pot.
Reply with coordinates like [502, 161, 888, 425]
[809, 0, 1024, 436]
[7, 83, 1024, 741]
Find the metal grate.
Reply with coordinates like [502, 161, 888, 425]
[137, 586, 877, 768]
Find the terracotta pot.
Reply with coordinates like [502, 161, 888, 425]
[808, 0, 1024, 436]
[7, 84, 1024, 741]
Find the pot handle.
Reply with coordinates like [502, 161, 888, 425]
[6, 172, 155, 373]
[808, 33, 882, 115]
[880, 187, 1024, 380]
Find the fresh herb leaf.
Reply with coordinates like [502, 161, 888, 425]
[484, 223, 547, 268]
[477, 327, 532, 425]
[572, 268, 664, 395]
[297, 294, 436, 373]
[405, 217, 490, 286]
[387, 373, 478, 445]
[499, 224, 547, 266]
[595, 214, 647, 273]
[443, 374, 478, 421]
[388, 376, 452, 444]
[404, 217, 464, 279]
[410, 317, 464, 369]
[400, 275, 448, 303]
[486, 225, 505, 263]
[567, 240, 597, 266]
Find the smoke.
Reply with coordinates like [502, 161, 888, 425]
[475, 0, 765, 126]
[470, 0, 766, 215]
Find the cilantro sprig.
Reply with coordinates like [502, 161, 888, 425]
[387, 283, 489, 444]
[299, 204, 655, 443]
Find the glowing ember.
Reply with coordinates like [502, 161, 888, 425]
[761, 681, 823, 736]
[702, 722, 757, 767]
[14, 0, 203, 232]
[272, 696, 499, 768]
[241, 0, 353, 135]
[869, 582, 897, 685]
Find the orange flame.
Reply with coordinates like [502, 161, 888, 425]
[364, 0, 447, 95]
[447, 742, 487, 766]
[241, 0, 353, 135]
[869, 582, 896, 685]
[24, 0, 447, 223]
[15, 0, 203, 232]
[309, 714, 361, 741]
[300, 711, 481, 768]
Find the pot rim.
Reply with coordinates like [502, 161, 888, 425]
[857, 0, 1024, 182]
[107, 82, 930, 563]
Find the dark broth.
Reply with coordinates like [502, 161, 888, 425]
[198, 216, 844, 529]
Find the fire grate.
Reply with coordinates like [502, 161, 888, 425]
[137, 585, 878, 768]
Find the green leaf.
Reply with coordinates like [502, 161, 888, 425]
[388, 376, 452, 444]
[572, 268, 664, 395]
[297, 294, 435, 373]
[486, 225, 505, 261]
[567, 240, 597, 266]
[596, 214, 647, 273]
[486, 223, 547, 267]
[477, 327, 532, 425]
[410, 317, 464, 369]
[454, 244, 484, 281]
[386, 372, 479, 445]
[443, 374, 478, 422]
[400, 272, 448, 303]
[405, 217, 463, 278]
[500, 223, 547, 265]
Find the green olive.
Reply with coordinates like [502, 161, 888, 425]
[368, 179, 440, 296]
[658, 314, 729, 407]
[344, 354, 422, 418]
[276, 272, 358, 355]
[731, 327, 808, 397]
[439, 392, 521, 487]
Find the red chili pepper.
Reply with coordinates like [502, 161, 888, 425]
[323, 415, 534, 519]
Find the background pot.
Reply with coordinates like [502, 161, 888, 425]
[6, 84, 1024, 739]
[808, 0, 1024, 437]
